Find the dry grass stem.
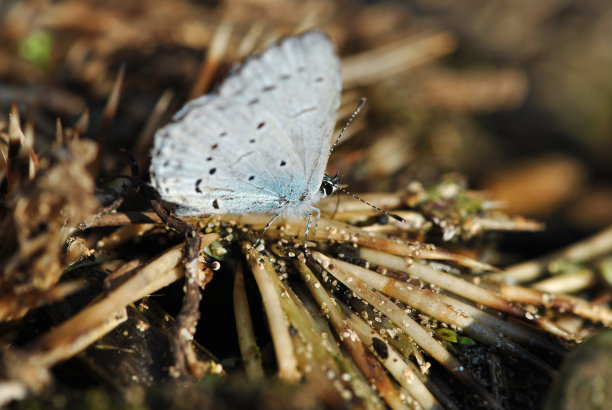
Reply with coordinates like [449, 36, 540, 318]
[190, 22, 233, 99]
[4, 233, 220, 394]
[312, 252, 502, 409]
[0, 280, 85, 322]
[359, 248, 573, 340]
[342, 32, 458, 87]
[95, 223, 157, 251]
[491, 224, 612, 283]
[133, 89, 175, 168]
[491, 282, 612, 327]
[294, 258, 406, 410]
[3, 4, 612, 407]
[86, 211, 162, 227]
[322, 254, 555, 377]
[232, 263, 264, 381]
[241, 242, 301, 382]
[341, 303, 445, 410]
[288, 264, 392, 410]
[531, 268, 597, 294]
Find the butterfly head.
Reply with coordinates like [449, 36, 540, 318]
[320, 174, 340, 198]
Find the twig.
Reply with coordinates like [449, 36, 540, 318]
[489, 224, 612, 283]
[240, 242, 300, 382]
[232, 263, 264, 381]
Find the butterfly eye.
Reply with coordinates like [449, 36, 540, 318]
[320, 177, 336, 197]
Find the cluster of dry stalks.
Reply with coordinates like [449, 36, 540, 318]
[2, 1, 612, 409]
[1, 107, 611, 408]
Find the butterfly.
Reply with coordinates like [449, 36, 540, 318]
[150, 30, 342, 244]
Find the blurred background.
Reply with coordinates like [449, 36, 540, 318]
[1, 0, 611, 258]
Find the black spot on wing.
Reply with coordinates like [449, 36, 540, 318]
[212, 199, 219, 209]
[209, 168, 216, 175]
[195, 179, 202, 193]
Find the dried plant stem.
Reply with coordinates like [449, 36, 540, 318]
[341, 32, 457, 87]
[241, 242, 301, 382]
[289, 335, 353, 408]
[283, 287, 387, 410]
[282, 285, 377, 408]
[9, 233, 219, 394]
[433, 293, 566, 355]
[286, 285, 387, 410]
[329, 255, 555, 376]
[360, 248, 573, 340]
[190, 22, 232, 99]
[133, 88, 175, 168]
[312, 252, 502, 410]
[0, 280, 85, 322]
[488, 282, 612, 327]
[36, 234, 217, 360]
[339, 302, 445, 410]
[531, 268, 596, 293]
[490, 224, 612, 283]
[294, 258, 407, 410]
[95, 223, 157, 251]
[87, 211, 162, 227]
[224, 214, 496, 271]
[341, 298, 460, 410]
[93, 65, 124, 173]
[232, 263, 264, 381]
[355, 235, 497, 272]
[471, 216, 544, 232]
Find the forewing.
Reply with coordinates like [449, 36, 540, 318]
[218, 30, 342, 193]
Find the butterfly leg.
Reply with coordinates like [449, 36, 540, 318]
[304, 212, 314, 252]
[254, 214, 280, 248]
[304, 206, 320, 252]
[312, 207, 321, 234]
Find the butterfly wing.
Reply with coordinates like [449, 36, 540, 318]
[151, 95, 306, 215]
[218, 30, 342, 196]
[150, 30, 341, 216]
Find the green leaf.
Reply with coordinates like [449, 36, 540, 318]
[436, 328, 458, 343]
[18, 30, 53, 67]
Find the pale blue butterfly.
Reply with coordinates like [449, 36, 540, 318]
[150, 31, 342, 244]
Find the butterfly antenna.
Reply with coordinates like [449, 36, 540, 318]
[337, 187, 406, 223]
[329, 98, 366, 156]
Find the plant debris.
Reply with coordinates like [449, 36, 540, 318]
[2, 1, 612, 409]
